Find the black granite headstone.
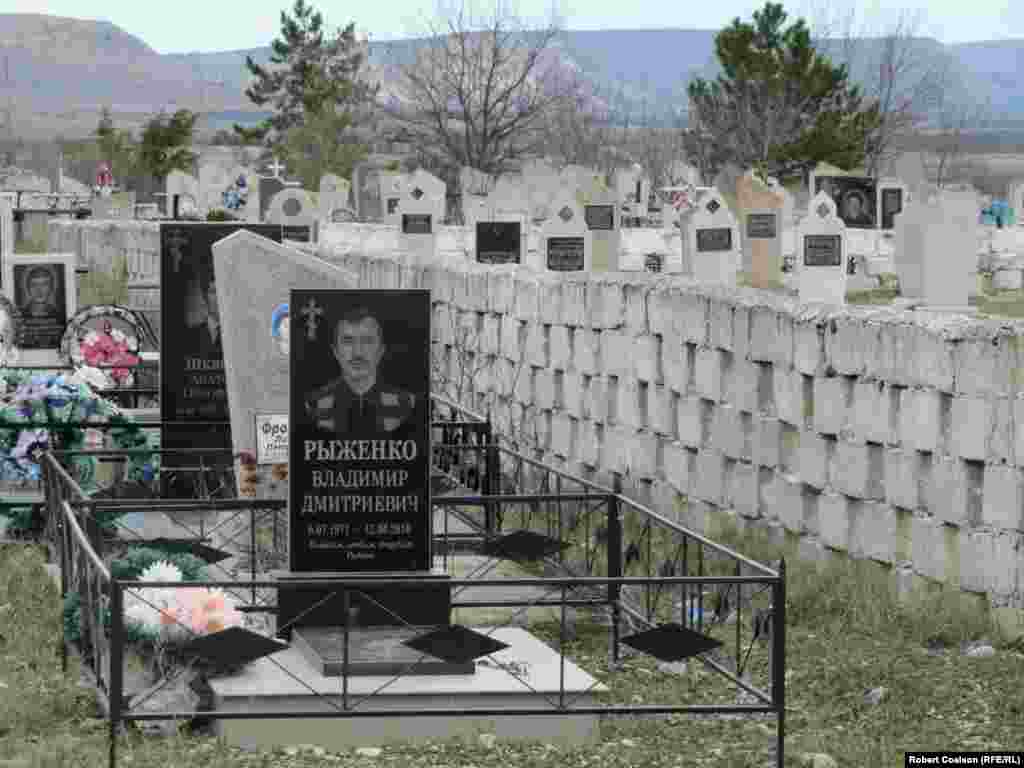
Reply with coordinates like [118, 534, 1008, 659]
[803, 234, 843, 267]
[584, 205, 615, 231]
[259, 177, 286, 221]
[289, 288, 432, 573]
[402, 214, 432, 235]
[815, 176, 877, 230]
[746, 213, 777, 239]
[475, 221, 521, 264]
[696, 227, 733, 252]
[881, 188, 903, 230]
[547, 236, 585, 271]
[159, 223, 286, 496]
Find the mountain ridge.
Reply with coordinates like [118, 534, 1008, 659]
[1, 14, 1023, 137]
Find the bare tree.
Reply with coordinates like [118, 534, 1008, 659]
[802, 2, 950, 177]
[929, 83, 992, 189]
[384, 1, 577, 177]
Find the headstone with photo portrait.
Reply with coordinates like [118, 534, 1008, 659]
[2, 252, 77, 366]
[797, 192, 848, 305]
[159, 223, 289, 498]
[540, 190, 590, 273]
[679, 187, 741, 285]
[281, 287, 449, 636]
[814, 175, 878, 230]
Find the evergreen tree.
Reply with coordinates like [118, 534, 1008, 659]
[233, 0, 377, 177]
[137, 109, 198, 179]
[687, 3, 880, 182]
[93, 107, 136, 180]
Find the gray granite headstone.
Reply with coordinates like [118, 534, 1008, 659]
[212, 229, 357, 472]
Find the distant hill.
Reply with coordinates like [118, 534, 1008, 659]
[1, 14, 1024, 138]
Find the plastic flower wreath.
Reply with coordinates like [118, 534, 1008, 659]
[222, 174, 250, 212]
[78, 321, 140, 386]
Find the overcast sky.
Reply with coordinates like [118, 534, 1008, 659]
[9, 0, 1021, 53]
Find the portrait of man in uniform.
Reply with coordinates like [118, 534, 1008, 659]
[304, 305, 418, 435]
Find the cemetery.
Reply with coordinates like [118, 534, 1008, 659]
[2, 141, 1024, 766]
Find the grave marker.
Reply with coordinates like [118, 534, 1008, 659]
[1, 252, 76, 366]
[796, 192, 847, 304]
[814, 174, 877, 230]
[266, 188, 318, 241]
[679, 188, 740, 284]
[319, 173, 352, 223]
[736, 170, 785, 287]
[159, 223, 289, 495]
[476, 220, 522, 264]
[540, 191, 589, 272]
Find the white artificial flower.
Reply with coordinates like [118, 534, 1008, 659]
[110, 328, 126, 344]
[124, 591, 163, 630]
[139, 561, 183, 584]
[83, 331, 101, 347]
[69, 366, 112, 391]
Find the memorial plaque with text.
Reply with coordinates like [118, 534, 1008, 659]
[584, 205, 615, 231]
[803, 234, 842, 267]
[696, 227, 733, 252]
[289, 289, 431, 573]
[402, 214, 432, 235]
[160, 223, 286, 495]
[546, 237, 585, 271]
[476, 222, 521, 264]
[881, 188, 903, 230]
[746, 213, 777, 239]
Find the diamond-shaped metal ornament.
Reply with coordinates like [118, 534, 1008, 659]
[558, 205, 574, 222]
[144, 537, 234, 565]
[403, 624, 510, 665]
[706, 199, 720, 214]
[817, 201, 831, 218]
[182, 626, 289, 667]
[411, 187, 424, 200]
[481, 529, 571, 562]
[620, 623, 723, 662]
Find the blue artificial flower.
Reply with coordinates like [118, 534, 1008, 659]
[142, 463, 155, 483]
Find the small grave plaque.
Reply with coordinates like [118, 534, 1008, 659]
[255, 413, 289, 465]
[282, 224, 314, 243]
[547, 236, 585, 271]
[696, 227, 732, 253]
[803, 234, 842, 267]
[881, 188, 903, 229]
[746, 213, 777, 239]
[289, 289, 431, 573]
[584, 205, 615, 231]
[475, 222, 521, 264]
[402, 213, 432, 235]
[386, 198, 400, 215]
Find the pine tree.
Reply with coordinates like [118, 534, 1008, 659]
[137, 109, 198, 179]
[687, 2, 881, 182]
[233, 0, 377, 175]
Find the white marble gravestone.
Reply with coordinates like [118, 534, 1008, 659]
[319, 174, 353, 222]
[165, 169, 201, 217]
[894, 188, 978, 310]
[402, 169, 446, 226]
[379, 172, 404, 225]
[213, 230, 357, 479]
[679, 188, 741, 285]
[398, 178, 439, 267]
[582, 183, 620, 273]
[539, 190, 590, 273]
[266, 188, 318, 237]
[797, 192, 848, 305]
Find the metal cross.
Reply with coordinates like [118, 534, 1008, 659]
[267, 158, 285, 179]
[300, 298, 324, 340]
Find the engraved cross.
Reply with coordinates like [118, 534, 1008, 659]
[300, 298, 324, 340]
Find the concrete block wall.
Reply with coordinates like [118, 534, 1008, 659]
[324, 248, 1024, 613]
[46, 219, 1024, 614]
